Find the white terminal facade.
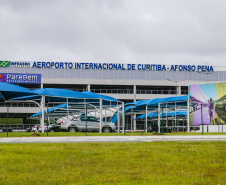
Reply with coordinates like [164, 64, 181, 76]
[0, 61, 224, 125]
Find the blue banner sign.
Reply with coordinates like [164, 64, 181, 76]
[0, 73, 41, 84]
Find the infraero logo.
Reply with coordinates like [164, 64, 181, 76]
[0, 74, 5, 82]
[0, 61, 11, 67]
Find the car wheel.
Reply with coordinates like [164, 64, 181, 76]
[50, 129, 55, 132]
[69, 127, 77, 132]
[102, 127, 112, 133]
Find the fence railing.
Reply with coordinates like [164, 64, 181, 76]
[181, 90, 188, 95]
[91, 89, 188, 95]
[136, 90, 178, 94]
[91, 89, 134, 94]
[0, 124, 35, 130]
[0, 102, 61, 108]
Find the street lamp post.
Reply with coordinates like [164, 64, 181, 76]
[197, 70, 215, 84]
[167, 79, 180, 96]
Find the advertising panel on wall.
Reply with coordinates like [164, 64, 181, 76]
[0, 73, 41, 84]
[189, 82, 226, 126]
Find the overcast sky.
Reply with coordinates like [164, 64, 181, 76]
[1, 0, 226, 66]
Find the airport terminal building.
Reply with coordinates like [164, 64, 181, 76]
[0, 60, 224, 127]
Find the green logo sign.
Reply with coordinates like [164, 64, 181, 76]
[0, 61, 11, 67]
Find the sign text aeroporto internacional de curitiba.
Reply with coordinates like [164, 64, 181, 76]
[0, 61, 214, 72]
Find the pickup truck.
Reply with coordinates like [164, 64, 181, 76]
[61, 115, 116, 133]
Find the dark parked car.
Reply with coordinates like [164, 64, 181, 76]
[26, 127, 32, 132]
[39, 122, 62, 132]
[48, 122, 62, 132]
[147, 124, 171, 133]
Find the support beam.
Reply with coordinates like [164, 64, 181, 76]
[133, 85, 136, 102]
[131, 109, 133, 132]
[41, 95, 45, 133]
[117, 102, 120, 133]
[166, 103, 168, 127]
[87, 84, 91, 91]
[146, 105, 148, 133]
[178, 86, 181, 96]
[175, 102, 177, 132]
[187, 100, 190, 133]
[122, 102, 125, 133]
[99, 99, 102, 133]
[158, 103, 160, 133]
[134, 113, 136, 131]
[7, 105, 9, 137]
[67, 98, 69, 119]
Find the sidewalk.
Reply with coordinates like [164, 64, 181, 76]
[1, 135, 226, 143]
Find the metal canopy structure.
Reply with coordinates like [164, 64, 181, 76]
[136, 110, 187, 120]
[7, 86, 121, 133]
[13, 88, 120, 103]
[125, 95, 189, 133]
[125, 96, 188, 111]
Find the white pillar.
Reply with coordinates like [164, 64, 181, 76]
[117, 102, 120, 133]
[158, 103, 160, 133]
[133, 85, 136, 102]
[146, 105, 148, 132]
[122, 102, 125, 133]
[178, 86, 181, 96]
[99, 99, 102, 133]
[67, 98, 69, 119]
[166, 103, 168, 127]
[41, 95, 45, 133]
[187, 100, 190, 133]
[175, 102, 177, 131]
[105, 108, 106, 122]
[87, 84, 91, 91]
[134, 113, 136, 131]
[131, 111, 133, 132]
[84, 99, 86, 121]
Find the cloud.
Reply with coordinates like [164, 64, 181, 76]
[0, 0, 226, 66]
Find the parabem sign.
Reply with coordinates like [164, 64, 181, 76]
[0, 73, 41, 84]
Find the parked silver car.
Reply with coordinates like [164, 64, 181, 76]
[61, 116, 116, 133]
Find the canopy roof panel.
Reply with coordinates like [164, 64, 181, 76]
[13, 89, 120, 103]
[33, 88, 91, 99]
[82, 91, 120, 102]
[136, 110, 187, 120]
[0, 82, 38, 100]
[125, 95, 188, 113]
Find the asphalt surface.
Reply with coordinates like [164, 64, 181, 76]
[0, 135, 226, 143]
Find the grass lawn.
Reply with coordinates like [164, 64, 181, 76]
[0, 142, 225, 185]
[0, 132, 226, 137]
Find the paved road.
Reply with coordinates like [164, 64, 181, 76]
[0, 135, 226, 143]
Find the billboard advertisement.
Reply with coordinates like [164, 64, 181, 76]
[0, 73, 41, 84]
[189, 82, 226, 126]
